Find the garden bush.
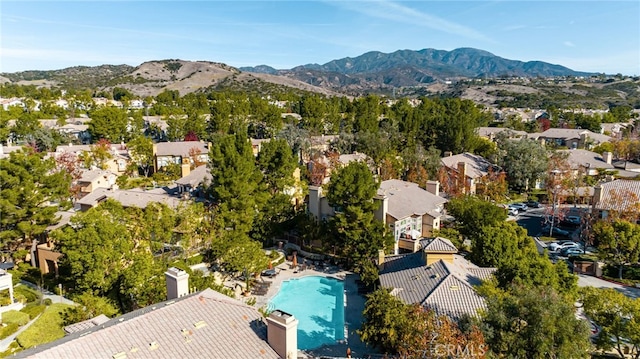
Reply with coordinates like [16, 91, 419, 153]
[0, 323, 19, 340]
[20, 304, 46, 319]
[1, 310, 30, 326]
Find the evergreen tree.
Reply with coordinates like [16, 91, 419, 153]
[0, 148, 71, 248]
[87, 106, 129, 142]
[208, 132, 263, 234]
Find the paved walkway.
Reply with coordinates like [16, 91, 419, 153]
[577, 274, 640, 299]
[18, 281, 75, 305]
[0, 313, 42, 352]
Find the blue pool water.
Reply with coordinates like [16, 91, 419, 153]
[268, 276, 345, 350]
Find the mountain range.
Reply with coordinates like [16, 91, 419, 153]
[1, 47, 596, 96]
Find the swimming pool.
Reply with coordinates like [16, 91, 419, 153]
[268, 276, 345, 350]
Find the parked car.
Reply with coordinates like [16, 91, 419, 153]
[562, 215, 581, 227]
[508, 207, 519, 216]
[541, 226, 571, 238]
[510, 203, 528, 212]
[549, 241, 581, 252]
[526, 200, 541, 208]
[561, 247, 583, 257]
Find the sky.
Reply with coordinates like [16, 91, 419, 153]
[1, 1, 639, 75]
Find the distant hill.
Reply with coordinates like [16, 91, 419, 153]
[241, 47, 596, 93]
[0, 60, 339, 97]
[0, 47, 599, 97]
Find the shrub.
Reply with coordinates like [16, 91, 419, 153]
[0, 323, 19, 340]
[20, 304, 46, 319]
[44, 299, 52, 306]
[2, 310, 30, 326]
[14, 285, 41, 303]
[16, 304, 72, 349]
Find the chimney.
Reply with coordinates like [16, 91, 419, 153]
[266, 310, 298, 359]
[457, 162, 468, 194]
[181, 162, 191, 177]
[378, 249, 386, 270]
[374, 194, 388, 223]
[444, 151, 453, 157]
[426, 180, 440, 196]
[308, 186, 323, 221]
[602, 151, 613, 165]
[165, 267, 189, 300]
[592, 185, 604, 208]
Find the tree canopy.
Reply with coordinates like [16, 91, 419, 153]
[0, 148, 71, 248]
[87, 106, 129, 142]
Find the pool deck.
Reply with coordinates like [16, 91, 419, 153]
[249, 260, 376, 358]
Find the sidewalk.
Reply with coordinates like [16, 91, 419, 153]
[0, 313, 42, 352]
[18, 281, 75, 306]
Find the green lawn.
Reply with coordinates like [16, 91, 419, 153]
[1, 310, 30, 326]
[15, 303, 73, 349]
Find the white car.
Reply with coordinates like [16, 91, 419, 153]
[548, 241, 581, 252]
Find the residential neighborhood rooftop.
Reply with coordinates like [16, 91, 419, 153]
[76, 188, 183, 210]
[594, 179, 640, 213]
[378, 180, 447, 220]
[440, 152, 495, 179]
[379, 252, 495, 321]
[17, 289, 280, 359]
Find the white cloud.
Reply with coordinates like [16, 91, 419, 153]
[563, 41, 576, 47]
[328, 0, 494, 42]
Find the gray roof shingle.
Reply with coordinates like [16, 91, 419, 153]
[595, 179, 640, 212]
[440, 153, 495, 179]
[19, 289, 280, 359]
[77, 188, 182, 210]
[378, 180, 447, 220]
[379, 253, 495, 320]
[421, 237, 458, 253]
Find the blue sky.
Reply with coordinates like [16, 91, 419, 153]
[1, 1, 639, 75]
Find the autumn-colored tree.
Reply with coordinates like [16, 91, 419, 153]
[80, 139, 113, 170]
[188, 146, 206, 169]
[398, 306, 487, 359]
[184, 130, 199, 142]
[475, 167, 508, 202]
[406, 164, 429, 189]
[55, 152, 83, 199]
[359, 288, 487, 357]
[308, 160, 328, 186]
[438, 166, 463, 197]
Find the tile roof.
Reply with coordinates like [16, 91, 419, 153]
[476, 127, 527, 138]
[558, 149, 614, 170]
[440, 152, 495, 179]
[536, 128, 611, 143]
[63, 314, 110, 334]
[18, 289, 280, 359]
[155, 141, 209, 157]
[378, 180, 448, 220]
[78, 169, 117, 183]
[77, 188, 183, 210]
[175, 165, 212, 187]
[595, 180, 640, 212]
[421, 237, 458, 253]
[379, 253, 495, 320]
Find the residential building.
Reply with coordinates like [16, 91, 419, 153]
[376, 180, 448, 254]
[16, 270, 297, 359]
[154, 141, 210, 177]
[175, 165, 211, 197]
[250, 138, 271, 156]
[53, 143, 131, 175]
[76, 188, 182, 212]
[440, 152, 499, 195]
[592, 179, 640, 219]
[378, 250, 495, 321]
[559, 149, 615, 176]
[308, 179, 447, 254]
[77, 169, 118, 196]
[476, 127, 527, 141]
[529, 128, 611, 149]
[419, 237, 458, 265]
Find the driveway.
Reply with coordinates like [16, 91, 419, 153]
[577, 274, 640, 299]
